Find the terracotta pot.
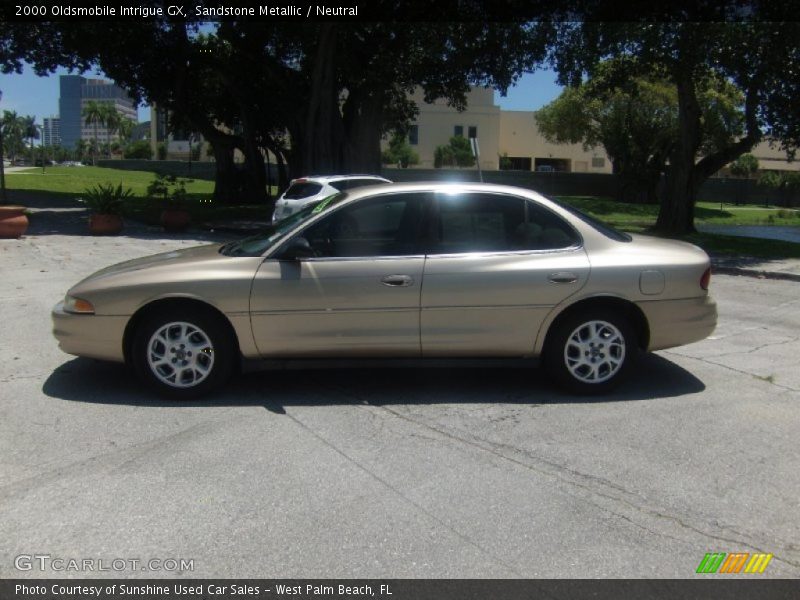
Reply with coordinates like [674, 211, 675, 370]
[160, 208, 190, 232]
[89, 213, 123, 235]
[0, 205, 30, 239]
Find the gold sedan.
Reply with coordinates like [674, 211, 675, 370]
[52, 183, 716, 397]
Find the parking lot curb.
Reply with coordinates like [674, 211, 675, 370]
[711, 264, 800, 283]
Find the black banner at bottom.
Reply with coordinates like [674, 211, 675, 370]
[1, 579, 799, 600]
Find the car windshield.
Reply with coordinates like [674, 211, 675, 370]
[219, 192, 347, 257]
[548, 197, 632, 242]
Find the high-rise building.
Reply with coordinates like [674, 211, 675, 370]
[42, 116, 61, 147]
[58, 75, 137, 149]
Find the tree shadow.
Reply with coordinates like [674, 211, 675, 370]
[43, 353, 705, 411]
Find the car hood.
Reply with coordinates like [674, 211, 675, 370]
[72, 243, 227, 289]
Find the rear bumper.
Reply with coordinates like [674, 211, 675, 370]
[638, 295, 717, 351]
[52, 302, 127, 362]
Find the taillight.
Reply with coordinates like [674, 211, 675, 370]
[700, 267, 711, 290]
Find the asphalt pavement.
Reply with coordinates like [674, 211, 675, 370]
[1, 209, 799, 579]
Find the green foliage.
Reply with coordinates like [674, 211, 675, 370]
[499, 153, 513, 170]
[758, 170, 800, 193]
[147, 173, 193, 207]
[535, 60, 745, 204]
[80, 182, 133, 215]
[728, 154, 759, 178]
[381, 133, 419, 168]
[124, 140, 152, 159]
[434, 136, 475, 168]
[156, 142, 167, 161]
[1, 111, 27, 161]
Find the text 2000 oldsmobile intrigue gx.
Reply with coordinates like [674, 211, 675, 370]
[53, 183, 716, 398]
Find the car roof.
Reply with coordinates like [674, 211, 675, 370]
[339, 181, 547, 203]
[292, 174, 392, 184]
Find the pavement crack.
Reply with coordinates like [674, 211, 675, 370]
[709, 335, 800, 359]
[663, 351, 800, 393]
[323, 384, 800, 572]
[279, 407, 526, 578]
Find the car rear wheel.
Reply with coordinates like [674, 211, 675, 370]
[545, 309, 637, 394]
[132, 306, 235, 399]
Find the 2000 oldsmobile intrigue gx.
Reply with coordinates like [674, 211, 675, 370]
[53, 183, 717, 398]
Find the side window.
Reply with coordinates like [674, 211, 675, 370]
[431, 193, 579, 254]
[300, 193, 425, 258]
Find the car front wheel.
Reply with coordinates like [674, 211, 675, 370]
[132, 306, 235, 399]
[545, 309, 637, 394]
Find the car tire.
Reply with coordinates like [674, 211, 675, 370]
[132, 305, 235, 399]
[544, 308, 638, 395]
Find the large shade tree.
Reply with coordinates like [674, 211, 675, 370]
[535, 59, 744, 204]
[1, 9, 551, 204]
[544, 10, 800, 233]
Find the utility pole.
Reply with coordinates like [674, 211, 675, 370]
[470, 137, 483, 183]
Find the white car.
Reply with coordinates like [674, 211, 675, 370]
[272, 174, 391, 223]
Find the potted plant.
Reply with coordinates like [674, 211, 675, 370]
[0, 205, 29, 238]
[80, 182, 132, 235]
[148, 174, 191, 232]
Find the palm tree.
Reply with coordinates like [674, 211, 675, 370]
[22, 115, 39, 161]
[1, 111, 25, 163]
[74, 138, 88, 162]
[102, 105, 122, 158]
[82, 100, 105, 165]
[116, 117, 135, 144]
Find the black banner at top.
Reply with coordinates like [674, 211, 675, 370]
[3, 0, 800, 23]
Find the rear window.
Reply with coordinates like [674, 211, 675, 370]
[283, 182, 323, 199]
[329, 178, 388, 192]
[550, 198, 632, 242]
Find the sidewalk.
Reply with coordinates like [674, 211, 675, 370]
[710, 255, 800, 282]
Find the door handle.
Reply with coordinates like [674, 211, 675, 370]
[548, 272, 578, 284]
[380, 274, 414, 287]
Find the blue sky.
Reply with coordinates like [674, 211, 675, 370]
[0, 65, 563, 126]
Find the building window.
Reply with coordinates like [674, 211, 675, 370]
[468, 126, 477, 139]
[454, 125, 464, 137]
[408, 125, 418, 146]
[591, 157, 606, 168]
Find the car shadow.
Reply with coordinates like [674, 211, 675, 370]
[42, 353, 705, 410]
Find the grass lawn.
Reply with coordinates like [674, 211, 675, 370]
[5, 166, 274, 226]
[556, 196, 800, 259]
[558, 196, 800, 228]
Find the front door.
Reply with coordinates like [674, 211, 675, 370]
[250, 192, 428, 357]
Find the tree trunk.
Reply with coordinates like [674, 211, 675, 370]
[239, 136, 268, 204]
[302, 25, 345, 174]
[210, 137, 239, 204]
[342, 90, 384, 173]
[656, 74, 702, 234]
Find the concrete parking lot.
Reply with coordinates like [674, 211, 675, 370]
[1, 209, 799, 578]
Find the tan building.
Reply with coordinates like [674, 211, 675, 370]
[748, 140, 800, 173]
[400, 86, 613, 173]
[399, 87, 797, 175]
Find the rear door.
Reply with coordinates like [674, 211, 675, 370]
[420, 191, 590, 357]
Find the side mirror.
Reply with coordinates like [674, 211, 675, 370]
[278, 236, 315, 260]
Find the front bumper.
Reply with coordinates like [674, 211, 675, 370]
[52, 302, 128, 362]
[639, 294, 718, 351]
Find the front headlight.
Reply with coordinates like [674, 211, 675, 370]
[63, 295, 95, 314]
